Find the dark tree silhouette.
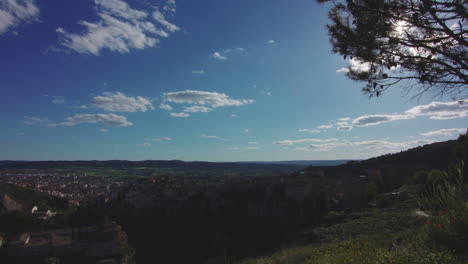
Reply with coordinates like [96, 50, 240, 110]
[319, 0, 467, 99]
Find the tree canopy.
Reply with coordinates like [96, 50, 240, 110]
[320, 0, 467, 99]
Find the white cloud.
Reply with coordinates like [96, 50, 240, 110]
[152, 10, 179, 32]
[100, 128, 109, 132]
[163, 90, 254, 108]
[297, 142, 351, 152]
[338, 117, 350, 121]
[230, 114, 237, 118]
[267, 39, 276, 44]
[340, 101, 467, 129]
[92, 92, 154, 112]
[159, 103, 173, 111]
[246, 146, 259, 150]
[226, 147, 239, 150]
[299, 129, 320, 133]
[405, 101, 468, 120]
[224, 47, 246, 54]
[420, 128, 466, 137]
[163, 0, 176, 13]
[56, 0, 179, 55]
[210, 51, 227, 60]
[336, 58, 371, 73]
[201, 134, 224, 140]
[170, 112, 189, 118]
[143, 142, 152, 146]
[244, 129, 249, 132]
[337, 125, 353, 131]
[0, 0, 39, 35]
[24, 117, 49, 125]
[248, 142, 258, 145]
[318, 124, 333, 129]
[272, 138, 338, 146]
[335, 121, 348, 126]
[49, 113, 133, 127]
[192, 70, 205, 75]
[352, 114, 413, 127]
[183, 105, 212, 113]
[149, 137, 172, 141]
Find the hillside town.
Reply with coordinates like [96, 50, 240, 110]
[0, 169, 130, 204]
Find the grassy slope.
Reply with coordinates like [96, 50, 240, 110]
[237, 185, 467, 264]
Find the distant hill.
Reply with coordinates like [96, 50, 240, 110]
[0, 160, 305, 173]
[236, 160, 353, 166]
[339, 139, 457, 171]
[300, 139, 458, 192]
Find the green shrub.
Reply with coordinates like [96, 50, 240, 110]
[366, 182, 378, 201]
[423, 208, 468, 253]
[406, 171, 429, 185]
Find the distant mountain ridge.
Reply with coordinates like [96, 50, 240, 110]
[0, 140, 457, 172]
[0, 159, 306, 172]
[235, 160, 353, 166]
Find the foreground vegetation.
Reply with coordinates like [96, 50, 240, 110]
[238, 135, 468, 264]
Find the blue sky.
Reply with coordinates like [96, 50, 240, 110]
[0, 0, 466, 161]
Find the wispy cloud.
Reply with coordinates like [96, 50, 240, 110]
[24, 117, 49, 125]
[192, 70, 205, 75]
[170, 112, 189, 118]
[51, 96, 66, 104]
[248, 142, 258, 145]
[352, 114, 413, 127]
[152, 10, 179, 32]
[420, 128, 466, 137]
[49, 113, 133, 127]
[246, 146, 259, 150]
[92, 92, 154, 112]
[163, 0, 176, 13]
[183, 105, 212, 113]
[210, 51, 227, 60]
[272, 138, 338, 146]
[267, 39, 276, 44]
[201, 134, 224, 140]
[337, 125, 353, 131]
[148, 137, 172, 141]
[318, 124, 333, 129]
[293, 139, 435, 153]
[299, 129, 320, 133]
[210, 47, 246, 61]
[260, 90, 271, 96]
[56, 0, 179, 55]
[342, 101, 467, 129]
[406, 101, 468, 120]
[100, 128, 109, 132]
[159, 103, 173, 111]
[0, 0, 39, 35]
[223, 47, 246, 54]
[163, 90, 254, 108]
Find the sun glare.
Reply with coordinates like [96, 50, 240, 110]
[394, 20, 408, 35]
